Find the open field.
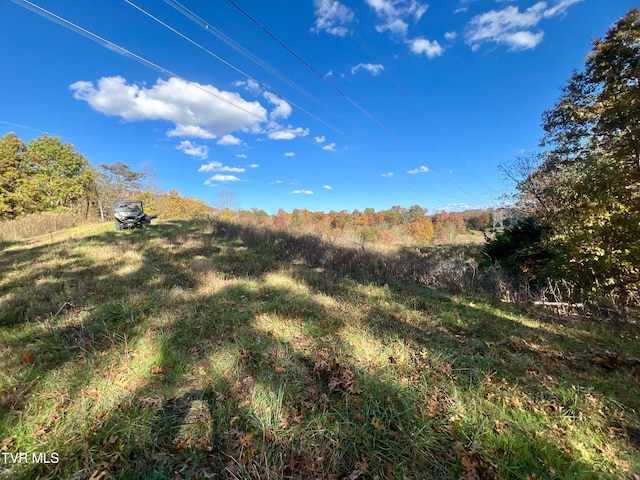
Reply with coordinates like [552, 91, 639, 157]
[1, 220, 639, 479]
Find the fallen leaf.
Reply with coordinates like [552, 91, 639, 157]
[0, 436, 16, 452]
[21, 351, 35, 364]
[460, 454, 479, 480]
[384, 463, 395, 480]
[82, 388, 99, 400]
[150, 365, 173, 375]
[172, 439, 188, 453]
[494, 420, 507, 435]
[238, 430, 256, 447]
[371, 417, 384, 432]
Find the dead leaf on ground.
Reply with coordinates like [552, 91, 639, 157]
[82, 388, 99, 400]
[150, 365, 173, 375]
[384, 463, 395, 480]
[1, 436, 16, 451]
[97, 409, 109, 420]
[21, 351, 35, 364]
[371, 417, 385, 432]
[172, 439, 188, 453]
[494, 420, 507, 435]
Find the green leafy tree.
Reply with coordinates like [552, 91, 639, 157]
[0, 132, 37, 218]
[25, 134, 93, 212]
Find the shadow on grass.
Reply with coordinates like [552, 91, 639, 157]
[1, 220, 638, 479]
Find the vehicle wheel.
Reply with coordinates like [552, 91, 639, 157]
[141, 223, 148, 230]
[115, 220, 123, 231]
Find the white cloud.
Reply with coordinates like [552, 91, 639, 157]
[376, 18, 409, 36]
[70, 76, 267, 138]
[249, 163, 259, 168]
[364, 0, 441, 59]
[543, 0, 583, 18]
[408, 165, 429, 174]
[409, 38, 444, 58]
[205, 174, 242, 184]
[198, 161, 222, 172]
[264, 92, 292, 121]
[275, 180, 283, 184]
[366, 0, 429, 38]
[217, 134, 241, 146]
[322, 143, 336, 152]
[351, 63, 385, 76]
[465, 0, 582, 51]
[234, 78, 261, 94]
[291, 190, 314, 195]
[367, 0, 428, 22]
[268, 126, 309, 140]
[236, 153, 248, 159]
[444, 31, 457, 41]
[199, 161, 245, 173]
[284, 152, 296, 157]
[381, 171, 393, 177]
[168, 124, 215, 139]
[315, 135, 326, 143]
[312, 0, 354, 37]
[323, 185, 332, 190]
[177, 140, 208, 159]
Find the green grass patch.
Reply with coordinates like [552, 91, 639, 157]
[0, 220, 638, 479]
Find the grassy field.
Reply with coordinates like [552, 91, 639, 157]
[1, 220, 638, 479]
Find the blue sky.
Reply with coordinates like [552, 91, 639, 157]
[1, 0, 635, 213]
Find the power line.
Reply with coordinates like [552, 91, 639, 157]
[226, 0, 485, 203]
[11, 0, 452, 208]
[121, 0, 459, 202]
[160, 0, 446, 196]
[320, 0, 494, 191]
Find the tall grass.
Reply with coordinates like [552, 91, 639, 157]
[0, 211, 96, 243]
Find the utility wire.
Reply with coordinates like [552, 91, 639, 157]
[11, 0, 451, 207]
[160, 0, 446, 197]
[227, 0, 485, 203]
[122, 0, 456, 202]
[321, 0, 494, 191]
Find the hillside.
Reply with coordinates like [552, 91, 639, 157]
[1, 220, 639, 479]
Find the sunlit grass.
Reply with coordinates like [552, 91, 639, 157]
[0, 220, 638, 479]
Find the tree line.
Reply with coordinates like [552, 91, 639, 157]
[488, 8, 640, 306]
[1, 131, 497, 244]
[0, 132, 211, 222]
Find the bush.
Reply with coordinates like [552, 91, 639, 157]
[483, 217, 555, 284]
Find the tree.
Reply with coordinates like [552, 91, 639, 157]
[506, 8, 640, 303]
[25, 134, 93, 212]
[407, 217, 434, 244]
[0, 132, 36, 218]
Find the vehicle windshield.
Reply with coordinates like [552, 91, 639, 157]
[115, 202, 143, 212]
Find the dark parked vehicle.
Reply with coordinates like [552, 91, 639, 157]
[114, 200, 157, 230]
